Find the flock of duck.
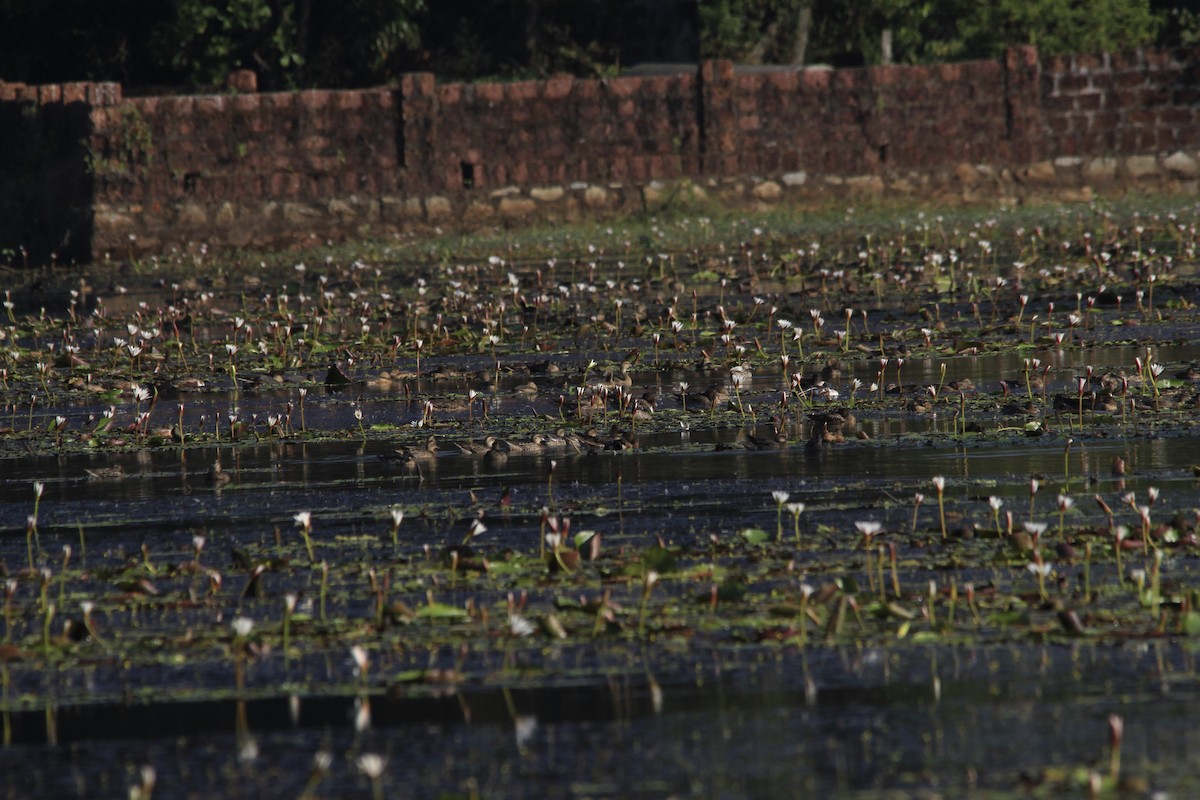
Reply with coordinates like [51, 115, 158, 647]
[381, 426, 642, 473]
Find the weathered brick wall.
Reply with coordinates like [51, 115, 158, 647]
[102, 89, 403, 203]
[84, 87, 406, 254]
[433, 73, 700, 190]
[729, 58, 1017, 177]
[4, 45, 1200, 265]
[1041, 50, 1200, 158]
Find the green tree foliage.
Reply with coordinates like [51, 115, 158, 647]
[929, 0, 1162, 61]
[419, 0, 621, 80]
[0, 0, 1188, 89]
[698, 0, 1166, 67]
[290, 0, 426, 86]
[154, 0, 427, 89]
[154, 0, 302, 88]
[699, 0, 812, 64]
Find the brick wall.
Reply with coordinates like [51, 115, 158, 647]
[3, 45, 1200, 265]
[1040, 50, 1200, 158]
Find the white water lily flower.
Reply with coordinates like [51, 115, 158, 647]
[854, 521, 882, 537]
[508, 614, 536, 638]
[356, 753, 385, 779]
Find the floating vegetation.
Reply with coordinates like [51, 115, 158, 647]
[3, 198, 1200, 796]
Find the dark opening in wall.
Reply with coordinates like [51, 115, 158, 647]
[461, 161, 475, 189]
[183, 172, 200, 193]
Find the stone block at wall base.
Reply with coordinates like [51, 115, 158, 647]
[583, 186, 609, 208]
[499, 197, 537, 219]
[1163, 151, 1199, 177]
[752, 180, 782, 201]
[425, 197, 453, 220]
[1124, 155, 1159, 179]
[1085, 158, 1118, 182]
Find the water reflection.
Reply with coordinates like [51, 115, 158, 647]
[1, 642, 1198, 797]
[2, 431, 1199, 539]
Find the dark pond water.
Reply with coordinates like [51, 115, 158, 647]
[3, 413, 1200, 797]
[2, 641, 1200, 798]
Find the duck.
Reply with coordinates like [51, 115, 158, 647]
[569, 428, 608, 451]
[807, 418, 845, 447]
[540, 429, 581, 452]
[601, 361, 634, 388]
[483, 440, 510, 467]
[682, 386, 730, 412]
[808, 409, 856, 438]
[406, 434, 440, 459]
[742, 425, 787, 450]
[85, 465, 125, 481]
[501, 434, 548, 454]
[630, 392, 656, 422]
[453, 436, 498, 456]
[388, 434, 440, 467]
[207, 460, 231, 487]
[603, 425, 638, 451]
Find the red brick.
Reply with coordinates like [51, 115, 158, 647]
[1113, 72, 1148, 90]
[1160, 107, 1194, 127]
[507, 81, 538, 101]
[232, 94, 259, 113]
[335, 91, 363, 110]
[1006, 45, 1039, 68]
[300, 90, 331, 110]
[1042, 94, 1076, 114]
[1142, 50, 1175, 69]
[1043, 55, 1069, 74]
[833, 69, 860, 91]
[544, 74, 574, 99]
[605, 76, 640, 98]
[936, 62, 964, 81]
[475, 82, 504, 103]
[1129, 108, 1158, 126]
[764, 72, 797, 93]
[865, 65, 898, 86]
[196, 95, 225, 114]
[799, 69, 830, 92]
[92, 83, 122, 105]
[700, 59, 733, 83]
[1109, 51, 1143, 71]
[1055, 74, 1091, 94]
[400, 72, 436, 96]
